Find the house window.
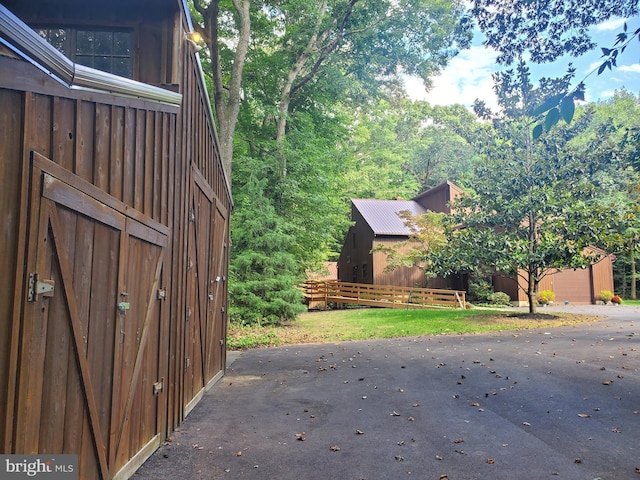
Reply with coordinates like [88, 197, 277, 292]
[36, 27, 133, 78]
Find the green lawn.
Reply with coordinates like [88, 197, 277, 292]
[227, 306, 603, 349]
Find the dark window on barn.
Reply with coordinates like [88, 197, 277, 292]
[36, 27, 133, 78]
[362, 263, 368, 280]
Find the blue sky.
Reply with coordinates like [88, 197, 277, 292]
[406, 17, 640, 110]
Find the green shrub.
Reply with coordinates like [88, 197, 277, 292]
[468, 278, 494, 303]
[488, 291, 512, 306]
[537, 290, 555, 305]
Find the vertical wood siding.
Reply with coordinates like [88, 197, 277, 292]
[1, 28, 231, 477]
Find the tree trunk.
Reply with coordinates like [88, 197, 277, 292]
[631, 253, 637, 300]
[195, 0, 251, 176]
[527, 270, 537, 314]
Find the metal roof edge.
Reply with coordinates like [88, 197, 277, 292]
[0, 4, 183, 107]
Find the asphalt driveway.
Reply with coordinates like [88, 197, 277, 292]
[133, 305, 639, 480]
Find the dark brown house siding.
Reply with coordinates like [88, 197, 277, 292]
[0, 2, 231, 478]
[493, 253, 615, 306]
[338, 207, 376, 284]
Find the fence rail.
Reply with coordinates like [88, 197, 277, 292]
[302, 281, 466, 310]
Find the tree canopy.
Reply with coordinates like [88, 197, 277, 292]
[471, 0, 640, 65]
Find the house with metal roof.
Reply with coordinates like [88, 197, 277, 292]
[337, 181, 614, 305]
[337, 182, 465, 288]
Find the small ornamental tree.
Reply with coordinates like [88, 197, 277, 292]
[371, 210, 446, 285]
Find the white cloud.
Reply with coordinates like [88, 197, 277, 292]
[405, 45, 500, 109]
[619, 63, 640, 73]
[595, 18, 627, 31]
[599, 89, 617, 99]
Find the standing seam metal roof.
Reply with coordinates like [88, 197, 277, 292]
[352, 198, 425, 236]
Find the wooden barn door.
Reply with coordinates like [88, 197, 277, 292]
[184, 167, 226, 413]
[15, 153, 168, 479]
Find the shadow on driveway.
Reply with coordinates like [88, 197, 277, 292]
[133, 305, 640, 480]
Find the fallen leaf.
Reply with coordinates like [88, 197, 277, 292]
[486, 458, 495, 464]
[435, 455, 443, 460]
[355, 430, 364, 435]
[453, 439, 464, 444]
[574, 458, 582, 464]
[522, 422, 531, 426]
[235, 451, 242, 457]
[391, 411, 401, 416]
[412, 402, 420, 407]
[633, 410, 639, 415]
[296, 432, 306, 441]
[578, 413, 591, 418]
[602, 380, 613, 385]
[471, 402, 480, 407]
[395, 455, 404, 461]
[329, 445, 341, 451]
[635, 467, 640, 474]
[407, 416, 415, 421]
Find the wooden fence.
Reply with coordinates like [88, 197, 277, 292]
[303, 281, 466, 309]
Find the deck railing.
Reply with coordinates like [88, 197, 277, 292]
[302, 281, 466, 309]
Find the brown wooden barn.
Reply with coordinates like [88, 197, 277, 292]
[0, 1, 232, 478]
[338, 182, 614, 304]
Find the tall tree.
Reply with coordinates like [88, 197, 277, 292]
[191, 0, 471, 173]
[439, 63, 619, 313]
[192, 0, 251, 174]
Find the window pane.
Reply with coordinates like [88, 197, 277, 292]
[75, 55, 94, 68]
[76, 31, 94, 55]
[36, 28, 67, 54]
[94, 56, 111, 72]
[94, 31, 112, 55]
[113, 32, 131, 56]
[112, 57, 132, 78]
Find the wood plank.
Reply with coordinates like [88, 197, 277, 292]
[144, 111, 154, 217]
[87, 220, 120, 462]
[75, 100, 95, 182]
[64, 214, 95, 456]
[0, 89, 24, 452]
[43, 173, 126, 231]
[94, 103, 111, 191]
[110, 105, 125, 201]
[33, 152, 170, 236]
[14, 200, 52, 452]
[154, 112, 162, 222]
[0, 57, 180, 115]
[123, 107, 136, 207]
[48, 206, 110, 479]
[52, 97, 75, 171]
[109, 220, 128, 469]
[134, 109, 145, 212]
[115, 249, 164, 462]
[38, 205, 77, 454]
